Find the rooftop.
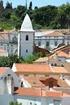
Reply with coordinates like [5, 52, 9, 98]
[0, 67, 8, 75]
[15, 87, 70, 97]
[14, 63, 51, 74]
[14, 63, 68, 74]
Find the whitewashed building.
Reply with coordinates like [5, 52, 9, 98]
[18, 14, 35, 58]
[0, 31, 18, 56]
[0, 65, 70, 105]
[0, 14, 70, 57]
[35, 30, 70, 50]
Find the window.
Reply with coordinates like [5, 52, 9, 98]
[26, 49, 28, 53]
[30, 102, 32, 105]
[46, 42, 49, 46]
[12, 36, 17, 44]
[21, 82, 23, 87]
[35, 104, 37, 105]
[54, 100, 61, 105]
[8, 74, 11, 76]
[54, 63, 57, 66]
[38, 41, 41, 46]
[26, 35, 29, 41]
[55, 41, 57, 46]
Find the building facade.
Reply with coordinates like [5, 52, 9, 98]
[0, 14, 70, 57]
[35, 31, 70, 50]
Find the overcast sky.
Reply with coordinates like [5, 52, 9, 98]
[3, 0, 70, 8]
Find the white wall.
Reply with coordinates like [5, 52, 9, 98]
[62, 97, 70, 105]
[0, 76, 5, 94]
[15, 95, 61, 105]
[0, 94, 14, 105]
[35, 34, 70, 50]
[15, 95, 41, 105]
[20, 31, 34, 58]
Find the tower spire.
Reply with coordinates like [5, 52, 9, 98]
[26, 0, 27, 10]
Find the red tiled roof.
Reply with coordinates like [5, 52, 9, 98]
[0, 67, 6, 74]
[15, 87, 63, 97]
[15, 63, 68, 74]
[45, 31, 64, 36]
[15, 63, 51, 74]
[50, 66, 68, 74]
[57, 51, 69, 58]
[15, 88, 41, 96]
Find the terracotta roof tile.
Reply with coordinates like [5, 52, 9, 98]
[0, 67, 6, 74]
[15, 88, 41, 96]
[15, 63, 68, 74]
[57, 51, 69, 58]
[51, 66, 68, 74]
[24, 76, 45, 88]
[15, 63, 51, 74]
[15, 87, 63, 97]
[45, 31, 64, 36]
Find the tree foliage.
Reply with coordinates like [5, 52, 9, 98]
[0, 1, 70, 30]
[29, 1, 32, 10]
[0, 55, 23, 67]
[0, 0, 4, 17]
[9, 101, 22, 105]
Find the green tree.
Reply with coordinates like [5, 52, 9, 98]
[5, 1, 12, 9]
[15, 5, 26, 19]
[33, 5, 58, 26]
[29, 1, 32, 10]
[10, 101, 22, 105]
[0, 55, 24, 67]
[0, 0, 4, 17]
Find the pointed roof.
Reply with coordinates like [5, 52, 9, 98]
[20, 14, 34, 32]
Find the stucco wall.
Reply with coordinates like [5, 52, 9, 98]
[62, 97, 70, 105]
[20, 31, 34, 58]
[0, 94, 14, 105]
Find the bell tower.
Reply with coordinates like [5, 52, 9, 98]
[18, 14, 35, 58]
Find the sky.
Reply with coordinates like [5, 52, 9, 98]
[3, 0, 70, 8]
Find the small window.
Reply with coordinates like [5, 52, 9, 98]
[38, 41, 41, 46]
[12, 36, 17, 43]
[35, 104, 37, 105]
[54, 100, 61, 105]
[8, 74, 11, 76]
[30, 102, 32, 105]
[26, 49, 28, 53]
[46, 42, 49, 46]
[54, 63, 57, 66]
[55, 41, 57, 46]
[21, 82, 23, 87]
[26, 35, 29, 41]
[51, 63, 53, 66]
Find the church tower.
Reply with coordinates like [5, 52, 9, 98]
[18, 14, 35, 58]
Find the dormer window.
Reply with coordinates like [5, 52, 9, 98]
[26, 35, 29, 41]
